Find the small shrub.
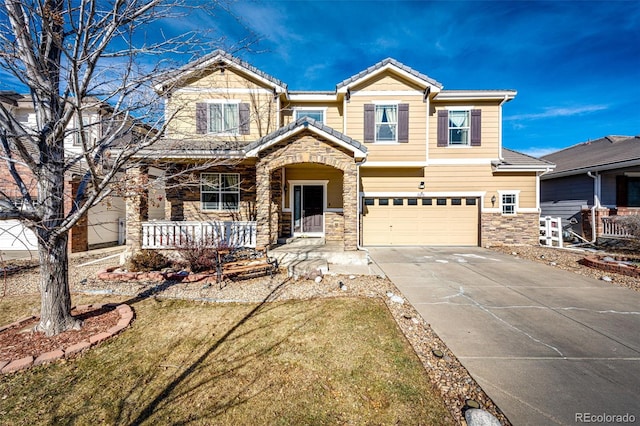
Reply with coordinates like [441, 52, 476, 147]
[127, 250, 171, 272]
[174, 234, 232, 273]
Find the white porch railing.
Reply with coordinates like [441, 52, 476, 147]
[539, 216, 563, 247]
[601, 217, 633, 238]
[141, 221, 257, 249]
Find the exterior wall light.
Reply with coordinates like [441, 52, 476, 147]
[491, 195, 497, 207]
[418, 181, 425, 190]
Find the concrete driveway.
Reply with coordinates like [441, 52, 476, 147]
[368, 246, 640, 426]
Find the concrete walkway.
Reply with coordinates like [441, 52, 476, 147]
[369, 246, 640, 426]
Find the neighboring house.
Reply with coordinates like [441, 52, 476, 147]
[0, 93, 165, 252]
[540, 135, 640, 241]
[125, 50, 553, 253]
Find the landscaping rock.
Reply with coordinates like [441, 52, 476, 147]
[465, 408, 502, 426]
[601, 276, 612, 282]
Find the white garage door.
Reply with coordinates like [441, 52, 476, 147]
[362, 196, 479, 246]
[0, 220, 38, 250]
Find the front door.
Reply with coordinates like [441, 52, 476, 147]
[293, 185, 324, 235]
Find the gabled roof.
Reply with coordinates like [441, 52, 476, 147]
[154, 50, 288, 95]
[336, 58, 442, 92]
[541, 135, 640, 178]
[492, 148, 555, 171]
[245, 117, 367, 159]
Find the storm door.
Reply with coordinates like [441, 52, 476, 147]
[293, 185, 324, 235]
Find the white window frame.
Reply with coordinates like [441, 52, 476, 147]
[446, 107, 471, 146]
[374, 102, 399, 143]
[293, 107, 326, 124]
[74, 115, 96, 147]
[498, 190, 519, 215]
[206, 100, 241, 136]
[200, 173, 240, 212]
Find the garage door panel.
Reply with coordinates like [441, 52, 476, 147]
[0, 220, 38, 250]
[363, 197, 479, 246]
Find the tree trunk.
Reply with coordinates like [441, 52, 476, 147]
[35, 232, 81, 336]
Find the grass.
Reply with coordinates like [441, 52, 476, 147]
[0, 290, 450, 425]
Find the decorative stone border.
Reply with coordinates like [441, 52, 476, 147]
[580, 255, 640, 278]
[97, 267, 219, 285]
[0, 303, 134, 375]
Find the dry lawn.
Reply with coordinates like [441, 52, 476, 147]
[0, 292, 449, 425]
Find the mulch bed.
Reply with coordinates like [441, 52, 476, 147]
[0, 306, 120, 361]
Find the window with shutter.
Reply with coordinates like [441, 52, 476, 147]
[196, 101, 242, 135]
[398, 103, 409, 143]
[437, 109, 482, 146]
[364, 104, 374, 143]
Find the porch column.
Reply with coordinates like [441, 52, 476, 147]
[124, 166, 149, 253]
[64, 175, 88, 253]
[255, 161, 271, 248]
[343, 163, 358, 251]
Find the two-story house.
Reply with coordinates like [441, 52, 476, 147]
[0, 94, 164, 252]
[125, 50, 553, 254]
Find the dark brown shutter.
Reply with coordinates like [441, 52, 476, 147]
[196, 103, 207, 134]
[437, 110, 448, 147]
[617, 175, 628, 207]
[398, 103, 409, 143]
[470, 109, 481, 146]
[239, 102, 250, 135]
[364, 104, 374, 143]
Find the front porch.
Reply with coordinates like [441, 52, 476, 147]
[125, 119, 367, 256]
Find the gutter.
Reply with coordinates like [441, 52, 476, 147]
[356, 157, 368, 254]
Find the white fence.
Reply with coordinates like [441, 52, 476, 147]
[141, 221, 257, 249]
[539, 216, 563, 247]
[601, 217, 633, 238]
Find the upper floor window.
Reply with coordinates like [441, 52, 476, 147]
[448, 110, 470, 145]
[437, 108, 481, 147]
[375, 105, 397, 142]
[294, 109, 324, 123]
[201, 173, 240, 211]
[364, 103, 409, 143]
[74, 116, 96, 147]
[208, 102, 239, 135]
[196, 101, 250, 136]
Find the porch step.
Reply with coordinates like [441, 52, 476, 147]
[284, 259, 329, 278]
[269, 247, 368, 267]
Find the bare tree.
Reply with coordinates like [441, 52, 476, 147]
[0, 0, 247, 335]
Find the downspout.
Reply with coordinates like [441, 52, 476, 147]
[498, 94, 509, 161]
[587, 171, 601, 243]
[356, 157, 368, 253]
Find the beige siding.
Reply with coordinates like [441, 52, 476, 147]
[166, 67, 278, 140]
[350, 72, 424, 92]
[360, 166, 538, 209]
[346, 95, 427, 163]
[428, 101, 501, 159]
[281, 101, 343, 131]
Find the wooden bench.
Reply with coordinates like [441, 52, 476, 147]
[217, 247, 279, 282]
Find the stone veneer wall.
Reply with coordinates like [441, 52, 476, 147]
[165, 163, 257, 222]
[255, 132, 358, 250]
[481, 212, 540, 246]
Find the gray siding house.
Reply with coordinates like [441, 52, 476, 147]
[540, 135, 640, 240]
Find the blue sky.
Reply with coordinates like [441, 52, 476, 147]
[2, 1, 638, 157]
[209, 0, 640, 157]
